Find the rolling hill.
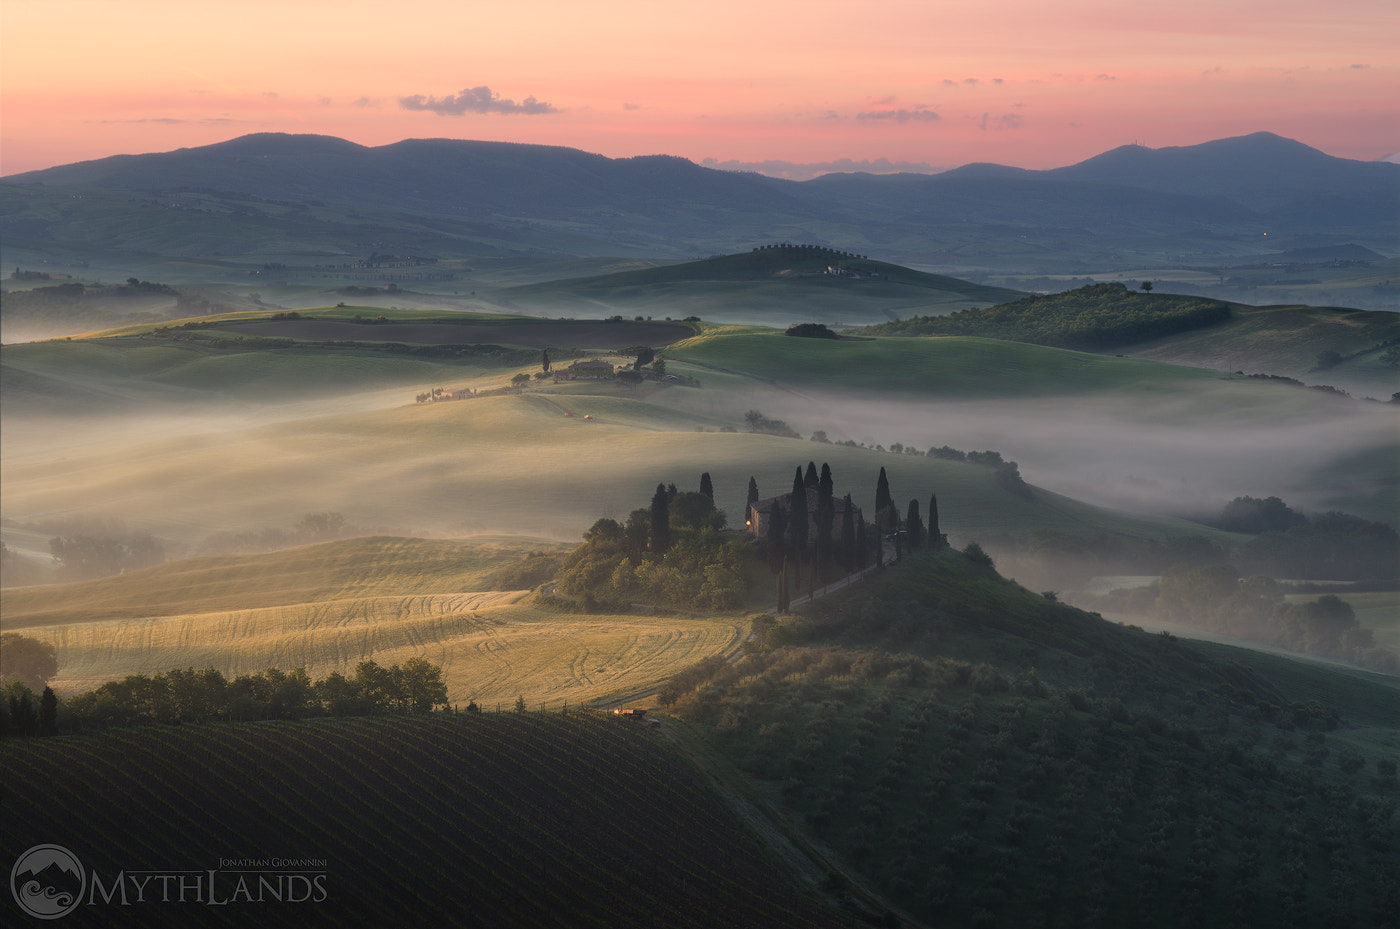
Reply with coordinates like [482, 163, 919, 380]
[486, 246, 1025, 327]
[853, 283, 1400, 398]
[662, 544, 1400, 928]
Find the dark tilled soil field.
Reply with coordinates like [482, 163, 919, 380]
[220, 319, 694, 349]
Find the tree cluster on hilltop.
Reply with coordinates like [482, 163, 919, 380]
[556, 478, 748, 610]
[856, 283, 1231, 351]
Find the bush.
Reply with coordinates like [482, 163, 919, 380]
[970, 663, 1009, 694]
[962, 542, 995, 569]
[785, 323, 839, 339]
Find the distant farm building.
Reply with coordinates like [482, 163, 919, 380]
[746, 488, 862, 542]
[562, 360, 614, 379]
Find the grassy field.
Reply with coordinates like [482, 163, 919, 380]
[0, 538, 744, 704]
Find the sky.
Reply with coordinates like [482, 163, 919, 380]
[2, 0, 1397, 177]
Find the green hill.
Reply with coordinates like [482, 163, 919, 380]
[851, 283, 1400, 399]
[662, 546, 1400, 928]
[487, 247, 1025, 328]
[1119, 301, 1400, 398]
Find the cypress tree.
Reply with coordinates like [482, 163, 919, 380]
[788, 467, 808, 553]
[875, 467, 892, 527]
[907, 499, 923, 550]
[818, 463, 834, 506]
[767, 501, 787, 575]
[840, 493, 856, 576]
[816, 464, 835, 582]
[929, 493, 942, 547]
[650, 483, 671, 554]
[804, 461, 819, 490]
[700, 472, 714, 504]
[38, 686, 57, 736]
[747, 476, 759, 515]
[788, 466, 808, 590]
[856, 517, 868, 570]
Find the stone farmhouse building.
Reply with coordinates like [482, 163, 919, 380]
[745, 488, 862, 543]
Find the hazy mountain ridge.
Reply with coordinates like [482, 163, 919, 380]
[4, 131, 1395, 271]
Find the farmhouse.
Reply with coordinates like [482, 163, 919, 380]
[560, 359, 614, 379]
[746, 488, 862, 542]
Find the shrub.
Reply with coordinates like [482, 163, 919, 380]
[962, 542, 995, 569]
[970, 663, 1009, 694]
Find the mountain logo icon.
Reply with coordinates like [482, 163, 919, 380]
[10, 845, 85, 920]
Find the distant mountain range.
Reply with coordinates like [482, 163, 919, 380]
[2, 132, 1396, 273]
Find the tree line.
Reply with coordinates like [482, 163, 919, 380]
[1091, 567, 1398, 674]
[0, 653, 450, 738]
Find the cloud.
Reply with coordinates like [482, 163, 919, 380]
[856, 108, 940, 123]
[622, 102, 641, 110]
[352, 96, 380, 108]
[975, 112, 1023, 131]
[399, 86, 558, 116]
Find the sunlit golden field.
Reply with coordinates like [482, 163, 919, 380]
[14, 596, 742, 707]
[0, 537, 743, 703]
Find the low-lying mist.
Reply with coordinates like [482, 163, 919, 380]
[651, 381, 1399, 526]
[2, 347, 1394, 596]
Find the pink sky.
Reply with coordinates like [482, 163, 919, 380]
[2, 0, 1397, 176]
